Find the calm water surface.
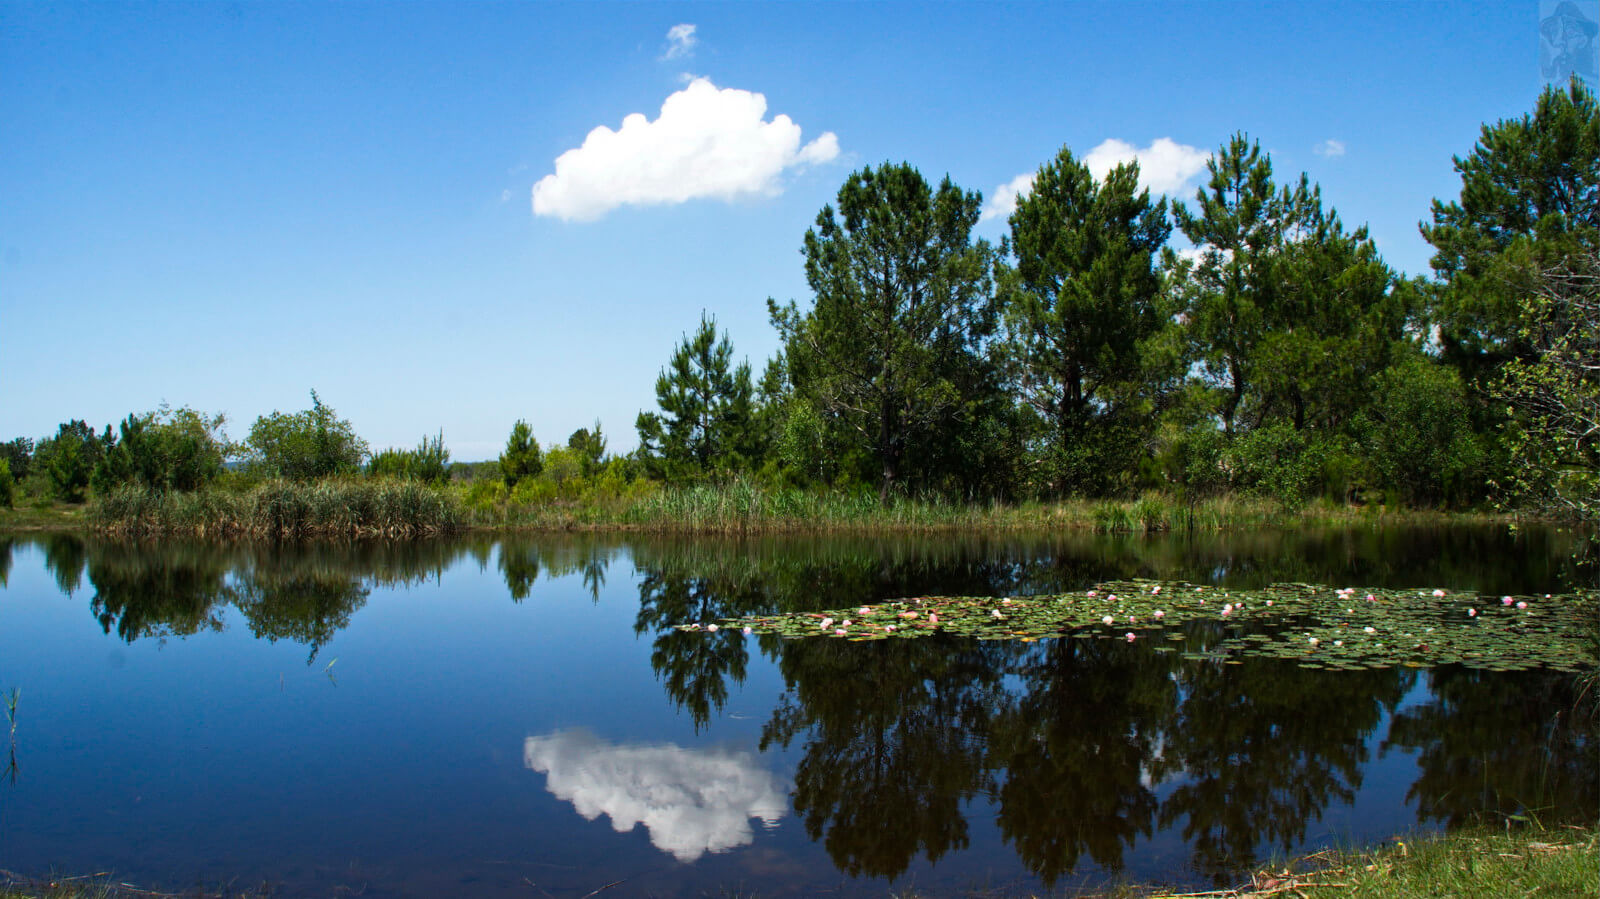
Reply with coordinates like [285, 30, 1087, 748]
[0, 527, 1593, 897]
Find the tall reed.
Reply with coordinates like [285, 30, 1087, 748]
[90, 481, 463, 539]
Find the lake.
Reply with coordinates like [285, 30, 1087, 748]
[0, 526, 1594, 897]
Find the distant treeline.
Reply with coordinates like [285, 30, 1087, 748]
[2, 81, 1595, 527]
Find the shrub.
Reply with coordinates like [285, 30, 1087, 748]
[245, 390, 367, 481]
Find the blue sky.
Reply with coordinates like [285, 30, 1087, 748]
[0, 1, 1565, 459]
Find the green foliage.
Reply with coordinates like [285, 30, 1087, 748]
[463, 478, 508, 512]
[1229, 423, 1329, 509]
[1424, 77, 1600, 387]
[366, 431, 450, 484]
[566, 421, 607, 478]
[91, 406, 230, 495]
[1174, 134, 1406, 437]
[636, 314, 760, 483]
[771, 162, 1005, 500]
[245, 390, 367, 481]
[0, 458, 13, 509]
[35, 420, 112, 503]
[499, 419, 542, 488]
[1495, 253, 1600, 522]
[0, 438, 32, 483]
[1002, 145, 1176, 495]
[1358, 352, 1488, 507]
[91, 480, 461, 538]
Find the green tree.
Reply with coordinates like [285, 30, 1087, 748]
[566, 421, 607, 478]
[635, 313, 758, 482]
[1423, 78, 1600, 389]
[1171, 134, 1285, 434]
[35, 420, 112, 503]
[366, 431, 450, 484]
[1001, 146, 1175, 495]
[0, 438, 32, 483]
[1175, 134, 1408, 443]
[499, 420, 542, 488]
[770, 162, 1002, 500]
[92, 406, 230, 494]
[244, 390, 367, 481]
[1251, 201, 1409, 433]
[0, 458, 14, 509]
[1358, 351, 1488, 507]
[1495, 253, 1600, 522]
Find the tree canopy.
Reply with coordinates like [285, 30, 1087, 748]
[636, 314, 758, 482]
[771, 162, 1004, 500]
[244, 391, 367, 481]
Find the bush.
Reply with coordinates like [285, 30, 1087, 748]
[92, 406, 229, 495]
[1359, 354, 1489, 507]
[0, 458, 14, 508]
[366, 432, 451, 485]
[245, 390, 367, 481]
[1229, 423, 1328, 509]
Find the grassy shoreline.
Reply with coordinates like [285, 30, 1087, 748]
[2, 826, 1594, 898]
[0, 481, 1547, 539]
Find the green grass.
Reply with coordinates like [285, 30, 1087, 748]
[7, 479, 1533, 539]
[0, 501, 85, 531]
[87, 480, 463, 539]
[1249, 826, 1599, 899]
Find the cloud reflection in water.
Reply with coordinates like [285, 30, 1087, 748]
[523, 729, 787, 862]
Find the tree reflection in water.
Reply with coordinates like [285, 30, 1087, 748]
[630, 531, 1594, 886]
[15, 529, 1595, 888]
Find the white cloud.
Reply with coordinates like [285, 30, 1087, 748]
[1315, 139, 1347, 158]
[1084, 137, 1211, 196]
[524, 729, 787, 862]
[663, 24, 697, 60]
[980, 137, 1209, 222]
[531, 78, 840, 222]
[980, 172, 1035, 222]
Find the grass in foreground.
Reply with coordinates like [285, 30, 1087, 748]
[1176, 825, 1600, 899]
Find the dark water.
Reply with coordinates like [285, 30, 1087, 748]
[0, 527, 1593, 897]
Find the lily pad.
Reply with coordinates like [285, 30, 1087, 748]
[675, 579, 1599, 674]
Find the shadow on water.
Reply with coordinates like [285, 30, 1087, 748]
[5, 524, 1595, 893]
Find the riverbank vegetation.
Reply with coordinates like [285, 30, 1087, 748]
[2, 82, 1595, 539]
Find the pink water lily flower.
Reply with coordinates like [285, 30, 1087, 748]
[835, 628, 846, 636]
[742, 626, 753, 636]
[1467, 608, 1477, 617]
[820, 617, 834, 629]
[1502, 596, 1514, 606]
[1151, 585, 1162, 594]
[1153, 610, 1165, 619]
[1517, 601, 1528, 609]
[707, 624, 719, 632]
[1433, 589, 1446, 597]
[1125, 632, 1137, 642]
[928, 613, 939, 624]
[1102, 615, 1115, 625]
